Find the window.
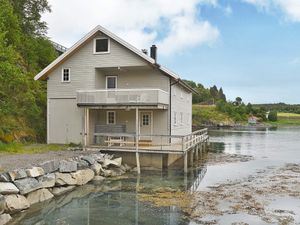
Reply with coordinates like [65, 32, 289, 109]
[94, 38, 109, 53]
[142, 114, 150, 126]
[180, 112, 183, 125]
[62, 68, 70, 82]
[174, 112, 177, 125]
[107, 111, 116, 124]
[106, 76, 117, 89]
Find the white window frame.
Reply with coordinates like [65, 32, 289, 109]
[106, 111, 116, 125]
[94, 37, 110, 54]
[61, 68, 70, 83]
[106, 76, 117, 89]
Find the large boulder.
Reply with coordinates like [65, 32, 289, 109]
[102, 157, 122, 168]
[26, 167, 44, 178]
[91, 163, 103, 175]
[38, 173, 55, 188]
[0, 173, 10, 182]
[0, 194, 5, 214]
[39, 160, 59, 174]
[81, 156, 96, 165]
[0, 182, 19, 194]
[8, 169, 27, 181]
[93, 175, 105, 182]
[26, 189, 54, 205]
[71, 169, 94, 186]
[50, 186, 75, 196]
[0, 214, 12, 225]
[55, 173, 77, 186]
[4, 194, 30, 214]
[77, 159, 90, 170]
[13, 178, 41, 195]
[59, 160, 77, 173]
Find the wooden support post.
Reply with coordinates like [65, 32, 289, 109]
[195, 145, 199, 161]
[184, 152, 188, 173]
[83, 107, 88, 150]
[189, 149, 194, 167]
[135, 108, 141, 174]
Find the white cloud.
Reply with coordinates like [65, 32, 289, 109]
[43, 0, 220, 56]
[242, 0, 300, 22]
[224, 5, 233, 16]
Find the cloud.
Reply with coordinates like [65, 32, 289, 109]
[242, 0, 300, 22]
[43, 0, 220, 56]
[224, 5, 233, 16]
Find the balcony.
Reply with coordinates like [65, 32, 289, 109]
[77, 89, 169, 107]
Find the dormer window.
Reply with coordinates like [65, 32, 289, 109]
[94, 38, 110, 54]
[62, 68, 70, 82]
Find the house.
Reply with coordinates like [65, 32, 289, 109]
[35, 25, 208, 170]
[248, 116, 259, 125]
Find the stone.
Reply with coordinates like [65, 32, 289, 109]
[14, 178, 41, 195]
[50, 186, 75, 196]
[71, 169, 94, 186]
[26, 189, 54, 205]
[81, 156, 95, 165]
[4, 194, 30, 213]
[39, 160, 59, 174]
[110, 167, 125, 177]
[8, 169, 27, 181]
[0, 194, 5, 214]
[0, 173, 10, 182]
[59, 160, 77, 173]
[102, 157, 122, 168]
[77, 159, 89, 170]
[55, 173, 77, 186]
[0, 214, 12, 225]
[93, 175, 105, 182]
[91, 163, 103, 175]
[38, 173, 55, 188]
[26, 167, 45, 178]
[0, 182, 19, 194]
[123, 164, 131, 171]
[100, 169, 112, 177]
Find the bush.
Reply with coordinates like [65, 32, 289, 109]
[268, 111, 278, 122]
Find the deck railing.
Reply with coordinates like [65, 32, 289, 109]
[91, 128, 208, 153]
[77, 89, 169, 106]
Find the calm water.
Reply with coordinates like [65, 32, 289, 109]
[11, 127, 300, 225]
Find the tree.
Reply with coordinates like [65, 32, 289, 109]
[268, 111, 278, 122]
[235, 97, 242, 106]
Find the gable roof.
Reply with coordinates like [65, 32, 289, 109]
[34, 25, 197, 93]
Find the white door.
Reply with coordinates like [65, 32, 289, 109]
[139, 112, 153, 139]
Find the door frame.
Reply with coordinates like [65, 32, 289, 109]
[139, 111, 153, 139]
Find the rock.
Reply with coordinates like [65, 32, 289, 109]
[110, 167, 125, 177]
[26, 189, 54, 205]
[0, 173, 10, 182]
[38, 174, 55, 188]
[93, 175, 105, 182]
[50, 186, 75, 196]
[39, 160, 59, 174]
[71, 169, 94, 186]
[0, 182, 19, 194]
[103, 157, 122, 168]
[77, 159, 89, 170]
[14, 178, 41, 195]
[119, 165, 127, 172]
[8, 169, 27, 181]
[100, 169, 112, 177]
[81, 156, 95, 165]
[0, 214, 12, 225]
[91, 163, 103, 175]
[59, 160, 77, 173]
[4, 194, 30, 213]
[26, 167, 45, 178]
[123, 164, 131, 171]
[0, 194, 5, 214]
[55, 173, 77, 186]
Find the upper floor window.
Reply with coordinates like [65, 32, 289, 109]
[94, 38, 110, 54]
[106, 76, 117, 89]
[62, 68, 70, 82]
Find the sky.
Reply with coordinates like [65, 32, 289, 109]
[43, 0, 300, 104]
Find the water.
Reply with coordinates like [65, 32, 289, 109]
[10, 127, 300, 225]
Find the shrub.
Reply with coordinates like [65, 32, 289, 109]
[268, 111, 278, 122]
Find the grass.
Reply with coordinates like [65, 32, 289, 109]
[266, 112, 300, 126]
[0, 143, 70, 154]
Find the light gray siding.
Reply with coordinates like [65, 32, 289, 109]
[48, 98, 83, 144]
[171, 84, 192, 136]
[47, 32, 148, 99]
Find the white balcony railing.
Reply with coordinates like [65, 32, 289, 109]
[77, 89, 169, 106]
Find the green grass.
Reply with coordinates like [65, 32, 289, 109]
[0, 143, 69, 154]
[266, 112, 300, 126]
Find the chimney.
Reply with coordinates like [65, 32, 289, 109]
[150, 45, 157, 62]
[141, 49, 148, 55]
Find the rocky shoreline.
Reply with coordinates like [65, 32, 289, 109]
[0, 152, 131, 225]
